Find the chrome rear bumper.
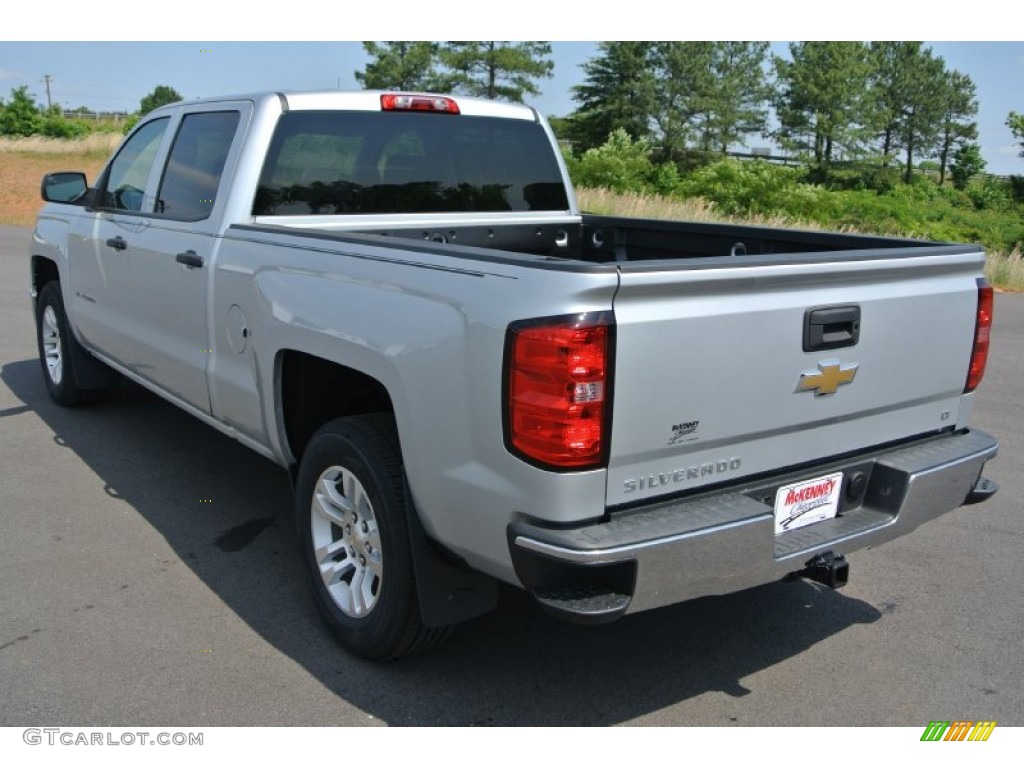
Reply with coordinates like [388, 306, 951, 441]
[509, 430, 998, 623]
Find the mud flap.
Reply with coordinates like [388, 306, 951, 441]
[403, 480, 498, 628]
[66, 333, 116, 390]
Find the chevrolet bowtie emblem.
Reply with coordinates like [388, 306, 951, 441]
[797, 361, 859, 396]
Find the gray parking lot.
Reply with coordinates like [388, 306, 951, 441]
[1, 223, 1021, 726]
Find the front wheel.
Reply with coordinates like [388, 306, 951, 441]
[294, 414, 450, 659]
[35, 281, 105, 406]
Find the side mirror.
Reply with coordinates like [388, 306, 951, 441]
[41, 172, 88, 204]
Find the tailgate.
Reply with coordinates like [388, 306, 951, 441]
[606, 248, 986, 507]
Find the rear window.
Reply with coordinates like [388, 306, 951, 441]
[253, 111, 569, 216]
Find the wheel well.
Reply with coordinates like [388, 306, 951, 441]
[32, 256, 60, 293]
[280, 350, 394, 461]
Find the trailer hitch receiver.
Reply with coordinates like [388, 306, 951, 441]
[804, 551, 849, 589]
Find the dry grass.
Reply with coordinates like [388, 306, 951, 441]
[578, 186, 1024, 292]
[985, 248, 1024, 292]
[577, 186, 824, 230]
[0, 136, 121, 226]
[579, 187, 719, 221]
[0, 133, 121, 156]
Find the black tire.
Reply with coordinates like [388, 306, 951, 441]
[295, 414, 450, 660]
[35, 281, 106, 406]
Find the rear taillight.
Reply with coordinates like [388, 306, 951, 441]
[505, 313, 613, 470]
[380, 93, 460, 114]
[965, 278, 994, 393]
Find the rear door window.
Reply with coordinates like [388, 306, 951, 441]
[156, 111, 241, 221]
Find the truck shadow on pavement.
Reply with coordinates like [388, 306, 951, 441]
[3, 359, 882, 726]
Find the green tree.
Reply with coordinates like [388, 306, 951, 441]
[867, 42, 914, 165]
[354, 42, 444, 91]
[572, 42, 770, 162]
[935, 70, 978, 185]
[566, 41, 655, 152]
[139, 85, 183, 115]
[648, 42, 715, 160]
[0, 85, 44, 136]
[439, 42, 553, 101]
[866, 43, 961, 184]
[546, 115, 570, 140]
[1008, 111, 1024, 158]
[699, 42, 771, 154]
[773, 42, 871, 178]
[950, 142, 985, 190]
[892, 45, 948, 183]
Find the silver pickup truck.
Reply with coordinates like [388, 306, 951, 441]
[30, 90, 999, 659]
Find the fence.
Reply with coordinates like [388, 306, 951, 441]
[60, 110, 130, 123]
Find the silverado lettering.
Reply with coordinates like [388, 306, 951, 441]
[623, 457, 743, 493]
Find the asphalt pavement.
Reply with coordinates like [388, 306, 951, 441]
[0, 224, 1021, 726]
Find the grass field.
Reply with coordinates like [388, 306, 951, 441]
[0, 136, 117, 227]
[1, 138, 1020, 290]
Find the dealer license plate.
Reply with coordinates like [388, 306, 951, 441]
[774, 471, 843, 535]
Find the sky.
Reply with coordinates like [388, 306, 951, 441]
[2, 6, 1022, 174]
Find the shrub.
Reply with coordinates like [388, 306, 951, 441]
[823, 168, 869, 191]
[566, 129, 659, 194]
[676, 159, 823, 218]
[965, 177, 1013, 212]
[950, 143, 985, 190]
[649, 160, 682, 197]
[41, 113, 91, 139]
[1008, 175, 1024, 205]
[121, 114, 140, 135]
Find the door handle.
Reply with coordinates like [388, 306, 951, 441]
[105, 236, 127, 250]
[175, 250, 204, 268]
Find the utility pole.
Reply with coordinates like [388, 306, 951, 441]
[42, 74, 53, 109]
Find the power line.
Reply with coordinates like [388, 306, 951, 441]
[41, 74, 53, 108]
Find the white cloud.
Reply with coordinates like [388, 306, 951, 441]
[0, 70, 25, 81]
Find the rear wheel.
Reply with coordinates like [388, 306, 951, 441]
[295, 414, 450, 659]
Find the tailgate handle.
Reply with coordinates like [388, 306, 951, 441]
[804, 305, 860, 352]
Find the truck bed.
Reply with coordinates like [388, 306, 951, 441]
[244, 213, 977, 266]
